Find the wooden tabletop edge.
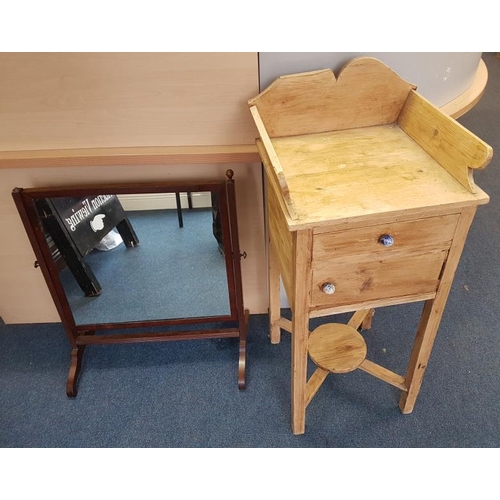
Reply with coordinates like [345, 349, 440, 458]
[0, 144, 261, 168]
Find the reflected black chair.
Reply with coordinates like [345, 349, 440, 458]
[175, 192, 193, 228]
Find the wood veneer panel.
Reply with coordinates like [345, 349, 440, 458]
[0, 53, 259, 152]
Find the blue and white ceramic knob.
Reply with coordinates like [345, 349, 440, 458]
[322, 283, 336, 295]
[378, 234, 394, 247]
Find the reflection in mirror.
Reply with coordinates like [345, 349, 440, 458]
[36, 191, 230, 325]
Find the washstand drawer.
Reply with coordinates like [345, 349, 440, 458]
[311, 250, 447, 309]
[313, 214, 460, 263]
[310, 215, 459, 309]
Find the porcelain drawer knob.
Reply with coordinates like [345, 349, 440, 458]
[378, 234, 394, 247]
[322, 283, 336, 295]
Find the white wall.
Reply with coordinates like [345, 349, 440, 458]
[117, 192, 211, 211]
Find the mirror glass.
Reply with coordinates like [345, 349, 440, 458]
[33, 190, 231, 326]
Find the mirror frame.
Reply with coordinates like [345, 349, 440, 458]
[12, 170, 248, 395]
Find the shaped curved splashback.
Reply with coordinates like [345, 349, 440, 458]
[259, 52, 482, 107]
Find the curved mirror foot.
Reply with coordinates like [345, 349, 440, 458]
[237, 309, 250, 390]
[66, 346, 86, 397]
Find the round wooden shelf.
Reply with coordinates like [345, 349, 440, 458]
[308, 323, 367, 373]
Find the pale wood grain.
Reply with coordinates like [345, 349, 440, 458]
[348, 309, 375, 330]
[252, 112, 297, 220]
[256, 139, 297, 221]
[0, 145, 260, 169]
[251, 56, 491, 434]
[313, 214, 459, 264]
[268, 218, 283, 345]
[308, 323, 367, 373]
[276, 317, 293, 334]
[271, 125, 489, 231]
[398, 90, 493, 193]
[305, 367, 329, 408]
[0, 59, 485, 169]
[268, 240, 282, 344]
[290, 229, 313, 435]
[0, 53, 259, 152]
[359, 359, 407, 391]
[311, 251, 447, 310]
[312, 206, 465, 235]
[309, 292, 436, 318]
[266, 170, 295, 306]
[361, 309, 375, 330]
[248, 57, 415, 137]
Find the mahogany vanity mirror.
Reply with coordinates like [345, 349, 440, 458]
[12, 170, 248, 396]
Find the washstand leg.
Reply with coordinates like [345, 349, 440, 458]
[290, 230, 313, 435]
[361, 309, 375, 330]
[268, 237, 282, 344]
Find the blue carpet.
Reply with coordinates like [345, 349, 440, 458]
[59, 208, 230, 324]
[1, 298, 499, 447]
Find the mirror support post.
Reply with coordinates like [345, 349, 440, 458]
[225, 169, 249, 389]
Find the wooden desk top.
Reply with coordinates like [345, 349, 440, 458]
[0, 53, 261, 169]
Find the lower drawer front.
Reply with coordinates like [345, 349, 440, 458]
[311, 251, 447, 309]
